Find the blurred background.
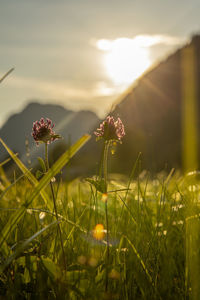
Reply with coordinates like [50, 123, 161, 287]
[1, 0, 200, 176]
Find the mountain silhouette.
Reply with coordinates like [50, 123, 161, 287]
[0, 102, 100, 172]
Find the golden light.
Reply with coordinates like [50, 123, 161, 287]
[93, 224, 105, 240]
[101, 193, 108, 202]
[97, 37, 151, 85]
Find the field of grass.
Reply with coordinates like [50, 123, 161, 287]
[0, 134, 200, 300]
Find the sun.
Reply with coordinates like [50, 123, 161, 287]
[97, 37, 151, 85]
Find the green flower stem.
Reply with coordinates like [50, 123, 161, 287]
[44, 142, 66, 271]
[103, 140, 110, 291]
[103, 141, 109, 191]
[45, 142, 49, 171]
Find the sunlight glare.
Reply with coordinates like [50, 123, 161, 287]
[97, 39, 112, 51]
[97, 37, 151, 85]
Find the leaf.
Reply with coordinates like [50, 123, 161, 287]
[85, 178, 106, 193]
[37, 157, 46, 172]
[0, 134, 90, 251]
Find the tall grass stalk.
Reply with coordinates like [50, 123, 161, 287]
[44, 142, 66, 271]
[103, 140, 110, 291]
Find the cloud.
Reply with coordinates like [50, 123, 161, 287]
[95, 34, 186, 52]
[132, 35, 185, 47]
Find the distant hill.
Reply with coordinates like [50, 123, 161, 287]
[0, 102, 100, 174]
[107, 34, 200, 173]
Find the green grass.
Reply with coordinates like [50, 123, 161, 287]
[0, 139, 200, 299]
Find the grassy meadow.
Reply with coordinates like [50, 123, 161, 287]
[0, 132, 200, 300]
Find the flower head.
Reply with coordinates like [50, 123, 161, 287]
[32, 117, 61, 145]
[94, 116, 125, 142]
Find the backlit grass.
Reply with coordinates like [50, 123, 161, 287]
[1, 153, 200, 299]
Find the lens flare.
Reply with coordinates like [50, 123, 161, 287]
[93, 224, 105, 240]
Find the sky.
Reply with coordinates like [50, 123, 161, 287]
[1, 0, 200, 127]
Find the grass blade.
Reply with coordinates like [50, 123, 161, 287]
[0, 157, 12, 168]
[0, 137, 53, 211]
[123, 235, 153, 285]
[0, 220, 59, 273]
[0, 68, 14, 84]
[125, 152, 141, 201]
[0, 134, 90, 250]
[117, 194, 137, 225]
[0, 173, 26, 201]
